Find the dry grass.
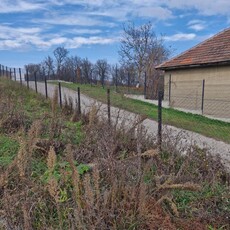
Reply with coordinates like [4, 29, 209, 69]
[0, 78, 230, 230]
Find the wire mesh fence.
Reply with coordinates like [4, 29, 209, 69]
[0, 63, 230, 151]
[164, 77, 230, 120]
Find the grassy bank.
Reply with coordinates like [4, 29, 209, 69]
[0, 78, 230, 229]
[52, 82, 230, 143]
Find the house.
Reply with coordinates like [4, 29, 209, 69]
[156, 28, 230, 119]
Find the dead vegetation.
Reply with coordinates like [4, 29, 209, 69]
[0, 78, 229, 230]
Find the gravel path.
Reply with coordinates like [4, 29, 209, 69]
[24, 81, 230, 169]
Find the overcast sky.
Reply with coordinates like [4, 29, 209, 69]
[0, 0, 230, 68]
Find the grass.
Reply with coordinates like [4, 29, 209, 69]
[0, 135, 19, 167]
[52, 81, 230, 143]
[0, 77, 230, 229]
[172, 182, 230, 216]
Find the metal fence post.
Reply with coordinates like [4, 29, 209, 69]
[144, 72, 147, 99]
[128, 71, 130, 94]
[26, 69, 29, 89]
[169, 74, 171, 106]
[115, 64, 118, 93]
[45, 75, 48, 99]
[19, 68, 22, 86]
[201, 79, 205, 114]
[158, 91, 163, 151]
[77, 87, 81, 114]
[34, 72, 38, 93]
[14, 68, 16, 81]
[107, 88, 111, 125]
[9, 68, 12, 80]
[58, 82, 62, 108]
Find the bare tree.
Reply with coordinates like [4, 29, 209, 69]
[42, 56, 54, 80]
[119, 22, 169, 84]
[95, 59, 110, 88]
[53, 46, 69, 79]
[81, 58, 93, 84]
[63, 56, 81, 82]
[25, 63, 41, 80]
[145, 39, 170, 99]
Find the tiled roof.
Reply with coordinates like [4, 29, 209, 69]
[156, 28, 230, 70]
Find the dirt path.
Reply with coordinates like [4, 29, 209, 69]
[24, 81, 230, 169]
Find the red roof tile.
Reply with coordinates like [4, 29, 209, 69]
[156, 28, 230, 70]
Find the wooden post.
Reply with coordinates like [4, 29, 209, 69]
[201, 79, 205, 114]
[107, 88, 111, 125]
[0, 64, 2, 76]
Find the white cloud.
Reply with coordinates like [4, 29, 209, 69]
[187, 20, 206, 31]
[189, 24, 205, 31]
[0, 24, 117, 50]
[165, 33, 196, 41]
[135, 6, 173, 20]
[66, 29, 102, 35]
[0, 0, 44, 13]
[66, 36, 117, 48]
[0, 25, 42, 39]
[162, 0, 230, 16]
[0, 0, 228, 55]
[33, 13, 116, 27]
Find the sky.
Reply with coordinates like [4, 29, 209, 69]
[0, 0, 230, 68]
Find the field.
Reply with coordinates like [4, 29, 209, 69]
[0, 78, 230, 229]
[52, 82, 230, 144]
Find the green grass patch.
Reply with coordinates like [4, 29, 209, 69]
[51, 82, 230, 143]
[0, 78, 51, 119]
[172, 183, 230, 216]
[0, 134, 19, 167]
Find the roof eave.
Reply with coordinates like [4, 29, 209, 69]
[156, 60, 230, 71]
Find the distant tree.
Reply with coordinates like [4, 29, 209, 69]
[145, 39, 170, 98]
[25, 63, 41, 80]
[64, 56, 81, 82]
[119, 22, 170, 84]
[53, 46, 69, 79]
[81, 58, 93, 84]
[43, 56, 55, 79]
[95, 59, 110, 88]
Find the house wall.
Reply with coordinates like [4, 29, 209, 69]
[164, 65, 230, 118]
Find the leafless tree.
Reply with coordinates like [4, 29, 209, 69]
[43, 56, 54, 79]
[53, 46, 69, 79]
[119, 22, 170, 84]
[81, 58, 93, 84]
[95, 59, 110, 88]
[63, 56, 81, 82]
[25, 63, 41, 80]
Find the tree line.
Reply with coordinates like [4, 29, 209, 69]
[25, 22, 170, 98]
